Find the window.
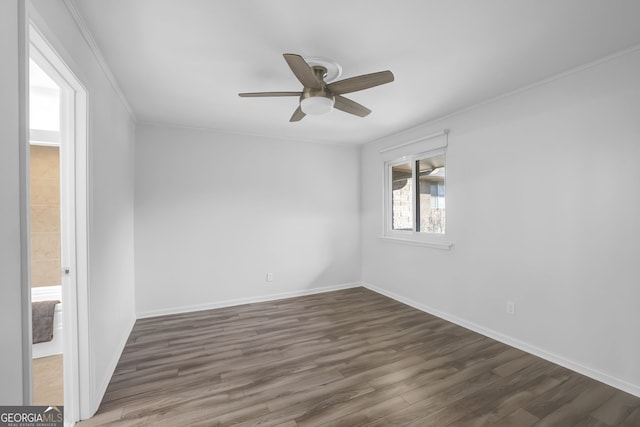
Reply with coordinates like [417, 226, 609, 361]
[389, 151, 446, 234]
[417, 154, 445, 234]
[391, 162, 413, 231]
[29, 58, 61, 145]
[382, 130, 452, 249]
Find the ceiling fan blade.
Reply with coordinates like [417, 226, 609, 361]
[238, 91, 302, 97]
[333, 95, 371, 117]
[289, 105, 306, 122]
[283, 54, 322, 90]
[327, 70, 394, 95]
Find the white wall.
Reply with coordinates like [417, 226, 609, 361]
[28, 0, 137, 414]
[135, 124, 361, 316]
[0, 0, 27, 405]
[362, 47, 640, 396]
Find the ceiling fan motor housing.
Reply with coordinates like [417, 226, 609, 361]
[300, 88, 335, 115]
[299, 66, 335, 115]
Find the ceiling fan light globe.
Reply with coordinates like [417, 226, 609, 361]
[300, 96, 334, 115]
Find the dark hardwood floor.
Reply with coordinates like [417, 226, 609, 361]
[78, 287, 640, 426]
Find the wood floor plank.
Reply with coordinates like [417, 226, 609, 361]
[490, 407, 540, 427]
[78, 287, 640, 426]
[534, 385, 618, 426]
[572, 415, 612, 427]
[591, 391, 640, 425]
[621, 407, 640, 426]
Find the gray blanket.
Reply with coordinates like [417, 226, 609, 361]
[32, 300, 60, 344]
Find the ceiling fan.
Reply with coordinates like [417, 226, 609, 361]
[239, 53, 394, 122]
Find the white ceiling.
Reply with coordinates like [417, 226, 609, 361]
[72, 0, 640, 144]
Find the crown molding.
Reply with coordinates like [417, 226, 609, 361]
[62, 0, 136, 121]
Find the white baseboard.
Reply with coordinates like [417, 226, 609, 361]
[91, 314, 136, 414]
[136, 282, 362, 319]
[363, 282, 640, 398]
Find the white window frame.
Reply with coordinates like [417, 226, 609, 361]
[380, 130, 453, 250]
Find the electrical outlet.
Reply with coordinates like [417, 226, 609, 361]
[506, 301, 516, 316]
[266, 272, 273, 282]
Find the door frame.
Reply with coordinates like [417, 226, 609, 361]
[21, 14, 91, 424]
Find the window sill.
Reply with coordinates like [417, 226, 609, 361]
[378, 235, 453, 250]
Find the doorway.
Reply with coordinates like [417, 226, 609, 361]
[29, 51, 64, 406]
[26, 23, 89, 424]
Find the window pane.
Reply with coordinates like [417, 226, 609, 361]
[417, 155, 445, 234]
[391, 163, 413, 230]
[29, 59, 60, 132]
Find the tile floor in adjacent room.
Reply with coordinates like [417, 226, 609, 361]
[33, 354, 63, 406]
